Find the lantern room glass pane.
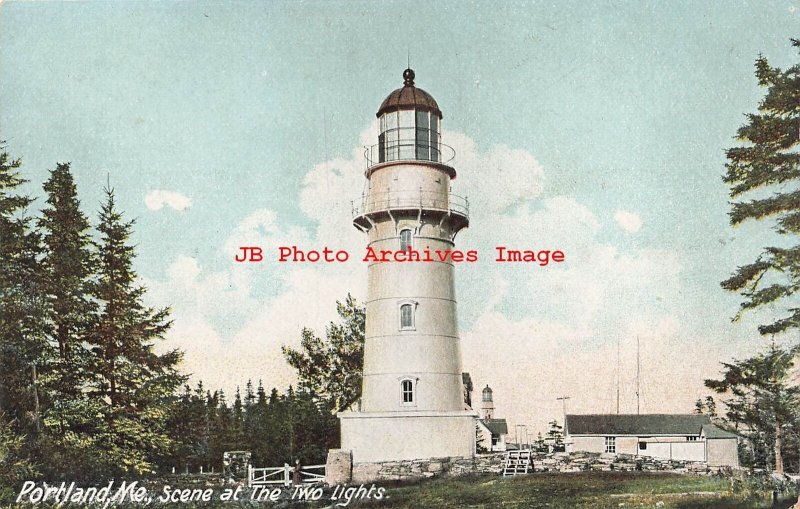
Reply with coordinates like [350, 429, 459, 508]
[385, 111, 397, 129]
[416, 110, 430, 160]
[398, 110, 414, 159]
[385, 112, 398, 161]
[399, 109, 414, 128]
[378, 132, 386, 163]
[430, 115, 440, 162]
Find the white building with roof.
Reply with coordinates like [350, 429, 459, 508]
[564, 414, 739, 467]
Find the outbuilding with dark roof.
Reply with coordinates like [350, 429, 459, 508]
[564, 414, 738, 467]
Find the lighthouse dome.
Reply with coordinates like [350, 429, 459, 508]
[377, 68, 442, 118]
[482, 385, 493, 402]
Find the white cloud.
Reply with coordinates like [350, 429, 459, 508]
[448, 132, 545, 214]
[144, 125, 736, 436]
[145, 189, 192, 211]
[614, 209, 643, 233]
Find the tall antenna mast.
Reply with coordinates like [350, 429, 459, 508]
[616, 337, 620, 414]
[556, 395, 570, 425]
[636, 336, 640, 415]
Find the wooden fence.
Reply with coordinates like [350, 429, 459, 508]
[248, 463, 325, 487]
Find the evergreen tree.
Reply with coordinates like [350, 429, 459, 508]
[282, 294, 365, 412]
[705, 344, 800, 473]
[0, 145, 48, 437]
[209, 389, 233, 471]
[231, 387, 245, 450]
[694, 396, 718, 419]
[534, 432, 547, 453]
[38, 163, 94, 387]
[86, 187, 185, 476]
[545, 420, 565, 451]
[722, 39, 800, 336]
[35, 163, 99, 475]
[287, 388, 339, 465]
[475, 424, 488, 453]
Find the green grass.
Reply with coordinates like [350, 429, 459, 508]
[343, 471, 798, 509]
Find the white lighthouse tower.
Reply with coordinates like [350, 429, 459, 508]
[338, 69, 477, 464]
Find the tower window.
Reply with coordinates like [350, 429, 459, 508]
[400, 303, 414, 329]
[399, 229, 413, 251]
[401, 379, 414, 404]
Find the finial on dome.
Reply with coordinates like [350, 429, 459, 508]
[403, 68, 415, 86]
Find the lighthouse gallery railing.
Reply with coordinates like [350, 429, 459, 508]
[364, 127, 456, 170]
[352, 190, 469, 220]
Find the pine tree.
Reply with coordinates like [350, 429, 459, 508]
[231, 387, 245, 450]
[705, 344, 800, 473]
[0, 145, 48, 437]
[282, 294, 365, 412]
[287, 388, 339, 465]
[39, 163, 93, 371]
[86, 187, 185, 476]
[35, 162, 97, 466]
[545, 420, 564, 451]
[722, 40, 800, 336]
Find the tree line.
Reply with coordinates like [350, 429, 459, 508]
[0, 155, 186, 484]
[164, 381, 338, 473]
[0, 151, 356, 497]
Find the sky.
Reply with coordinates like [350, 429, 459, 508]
[1, 0, 798, 434]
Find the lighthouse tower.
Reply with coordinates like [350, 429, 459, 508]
[338, 69, 477, 464]
[481, 385, 495, 420]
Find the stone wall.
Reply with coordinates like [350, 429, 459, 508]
[348, 451, 714, 483]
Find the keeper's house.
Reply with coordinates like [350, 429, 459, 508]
[476, 419, 508, 452]
[564, 414, 739, 467]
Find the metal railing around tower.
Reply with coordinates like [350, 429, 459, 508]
[351, 190, 469, 220]
[364, 128, 456, 170]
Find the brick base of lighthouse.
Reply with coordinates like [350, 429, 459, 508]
[337, 411, 477, 465]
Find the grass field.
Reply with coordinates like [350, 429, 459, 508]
[344, 471, 798, 509]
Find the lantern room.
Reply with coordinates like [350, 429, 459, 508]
[373, 68, 443, 165]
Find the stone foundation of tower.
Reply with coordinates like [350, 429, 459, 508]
[338, 410, 477, 464]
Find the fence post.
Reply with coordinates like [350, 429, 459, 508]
[247, 465, 252, 487]
[284, 463, 290, 487]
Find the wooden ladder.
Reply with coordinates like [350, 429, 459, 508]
[502, 450, 532, 477]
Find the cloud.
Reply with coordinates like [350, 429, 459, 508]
[614, 209, 643, 233]
[144, 124, 735, 436]
[145, 190, 192, 211]
[447, 132, 545, 214]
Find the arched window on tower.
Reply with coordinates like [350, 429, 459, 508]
[399, 229, 413, 251]
[400, 303, 414, 330]
[401, 379, 415, 405]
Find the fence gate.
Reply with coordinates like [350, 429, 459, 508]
[248, 463, 326, 487]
